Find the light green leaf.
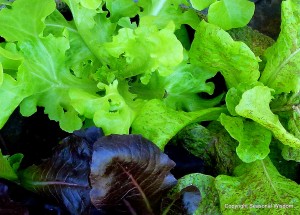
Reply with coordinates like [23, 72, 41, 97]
[63, 0, 117, 62]
[220, 113, 272, 163]
[215, 157, 300, 214]
[189, 21, 260, 89]
[131, 99, 226, 149]
[0, 62, 3, 85]
[225, 82, 263, 116]
[0, 150, 23, 181]
[0, 74, 28, 128]
[104, 21, 183, 83]
[70, 80, 138, 134]
[190, 0, 216, 11]
[106, 0, 140, 22]
[44, 10, 100, 79]
[208, 0, 255, 30]
[16, 35, 97, 132]
[260, 0, 300, 93]
[235, 86, 300, 148]
[140, 0, 200, 30]
[0, 0, 56, 41]
[79, 0, 102, 10]
[0, 43, 23, 70]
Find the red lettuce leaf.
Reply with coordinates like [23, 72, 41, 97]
[90, 134, 177, 214]
[19, 127, 103, 215]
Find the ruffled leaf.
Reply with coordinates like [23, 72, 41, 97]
[215, 157, 300, 214]
[219, 113, 272, 163]
[235, 86, 300, 149]
[189, 21, 260, 89]
[260, 0, 300, 93]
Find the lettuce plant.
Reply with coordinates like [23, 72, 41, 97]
[0, 0, 300, 214]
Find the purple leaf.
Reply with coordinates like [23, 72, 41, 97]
[19, 127, 103, 215]
[0, 182, 29, 215]
[90, 134, 177, 214]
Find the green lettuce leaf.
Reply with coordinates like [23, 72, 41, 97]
[0, 43, 23, 71]
[165, 173, 221, 214]
[207, 0, 255, 30]
[225, 82, 263, 116]
[63, 0, 117, 63]
[104, 20, 183, 83]
[130, 60, 221, 112]
[0, 74, 28, 128]
[131, 99, 226, 149]
[259, 0, 300, 93]
[235, 86, 300, 149]
[190, 0, 216, 11]
[189, 21, 260, 89]
[140, 0, 200, 30]
[228, 26, 275, 57]
[215, 157, 300, 214]
[17, 35, 97, 132]
[0, 150, 23, 181]
[44, 10, 100, 79]
[69, 80, 140, 134]
[0, 0, 55, 41]
[219, 113, 272, 163]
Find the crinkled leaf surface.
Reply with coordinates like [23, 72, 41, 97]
[44, 10, 99, 79]
[0, 0, 99, 132]
[189, 21, 260, 89]
[104, 21, 184, 83]
[131, 99, 226, 150]
[70, 80, 140, 135]
[235, 86, 300, 149]
[260, 0, 300, 93]
[219, 113, 272, 163]
[228, 26, 274, 57]
[20, 127, 103, 215]
[207, 0, 255, 30]
[130, 61, 221, 112]
[90, 134, 177, 214]
[17, 34, 97, 132]
[215, 157, 300, 214]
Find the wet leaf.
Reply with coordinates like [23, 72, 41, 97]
[90, 134, 177, 214]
